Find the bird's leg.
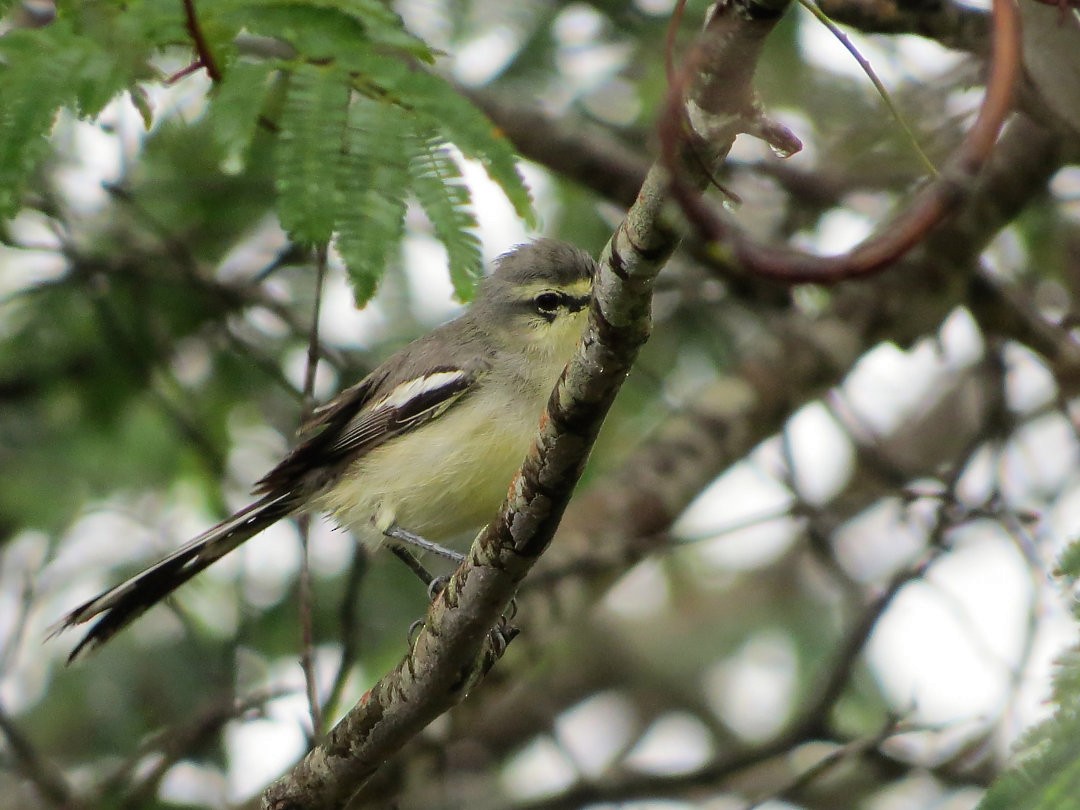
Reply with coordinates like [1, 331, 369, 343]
[384, 524, 465, 599]
[383, 524, 465, 563]
[388, 544, 436, 587]
[387, 545, 448, 600]
[385, 526, 518, 658]
[487, 616, 519, 658]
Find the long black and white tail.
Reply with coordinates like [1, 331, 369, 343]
[52, 493, 297, 662]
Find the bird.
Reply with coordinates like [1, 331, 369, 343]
[52, 238, 597, 661]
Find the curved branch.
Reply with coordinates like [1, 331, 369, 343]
[660, 0, 1020, 284]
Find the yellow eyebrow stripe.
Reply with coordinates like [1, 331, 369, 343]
[562, 278, 593, 298]
[514, 278, 593, 299]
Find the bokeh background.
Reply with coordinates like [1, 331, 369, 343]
[2, 0, 1080, 808]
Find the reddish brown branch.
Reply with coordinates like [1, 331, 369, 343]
[664, 0, 690, 85]
[180, 0, 222, 83]
[165, 59, 207, 85]
[659, 0, 1021, 284]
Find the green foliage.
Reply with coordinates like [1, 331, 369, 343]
[0, 0, 536, 302]
[229, 0, 434, 63]
[123, 114, 277, 262]
[0, 3, 179, 219]
[208, 60, 275, 167]
[275, 63, 351, 244]
[0, 279, 233, 532]
[334, 97, 411, 305]
[978, 539, 1080, 810]
[1058, 540, 1080, 580]
[409, 135, 482, 300]
[350, 50, 536, 230]
[0, 20, 108, 218]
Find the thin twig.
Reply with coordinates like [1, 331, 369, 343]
[298, 246, 329, 737]
[664, 0, 689, 87]
[512, 546, 942, 810]
[320, 544, 369, 729]
[0, 703, 72, 807]
[744, 715, 903, 809]
[181, 0, 222, 82]
[117, 689, 289, 807]
[301, 247, 328, 414]
[798, 0, 938, 177]
[165, 59, 206, 85]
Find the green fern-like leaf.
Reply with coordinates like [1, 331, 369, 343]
[275, 63, 350, 244]
[409, 136, 482, 301]
[978, 702, 1080, 810]
[228, 4, 368, 63]
[0, 0, 532, 302]
[225, 1, 431, 66]
[334, 97, 410, 305]
[65, 3, 164, 117]
[406, 73, 534, 228]
[209, 60, 274, 169]
[979, 538, 1080, 810]
[1056, 539, 1080, 579]
[294, 0, 435, 59]
[0, 28, 79, 218]
[352, 53, 535, 228]
[0, 6, 175, 218]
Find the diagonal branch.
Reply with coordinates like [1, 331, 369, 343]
[261, 1, 794, 807]
[0, 703, 72, 807]
[180, 0, 222, 83]
[369, 79, 1066, 810]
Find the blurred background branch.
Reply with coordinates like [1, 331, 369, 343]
[2, 0, 1080, 808]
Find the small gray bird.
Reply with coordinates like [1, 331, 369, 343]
[53, 239, 597, 661]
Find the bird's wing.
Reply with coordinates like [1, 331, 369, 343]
[252, 362, 484, 495]
[54, 362, 484, 661]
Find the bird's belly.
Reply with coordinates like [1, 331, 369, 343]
[318, 391, 539, 548]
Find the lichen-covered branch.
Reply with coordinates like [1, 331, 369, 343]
[261, 1, 794, 807]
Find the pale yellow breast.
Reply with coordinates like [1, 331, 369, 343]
[317, 383, 544, 548]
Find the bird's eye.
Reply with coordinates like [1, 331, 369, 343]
[534, 291, 563, 316]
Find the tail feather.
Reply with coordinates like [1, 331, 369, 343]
[51, 493, 296, 663]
